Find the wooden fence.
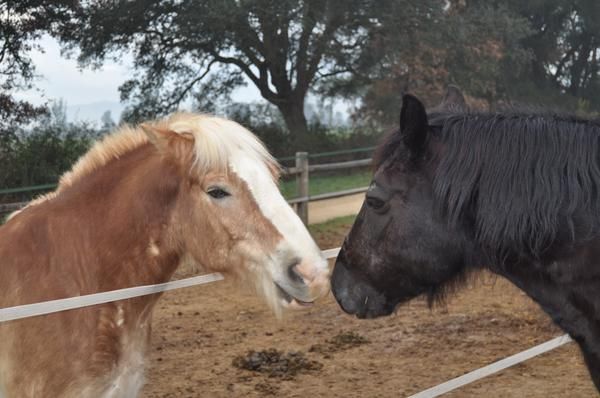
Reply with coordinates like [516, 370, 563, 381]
[283, 152, 371, 224]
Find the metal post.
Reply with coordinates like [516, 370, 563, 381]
[295, 151, 309, 224]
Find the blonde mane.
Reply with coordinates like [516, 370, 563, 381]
[11, 112, 278, 216]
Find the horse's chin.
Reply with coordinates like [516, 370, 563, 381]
[284, 298, 315, 309]
[352, 299, 398, 319]
[275, 282, 315, 309]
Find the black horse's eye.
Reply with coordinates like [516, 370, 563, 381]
[207, 188, 231, 199]
[366, 196, 386, 210]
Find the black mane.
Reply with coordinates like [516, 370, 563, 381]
[427, 111, 600, 257]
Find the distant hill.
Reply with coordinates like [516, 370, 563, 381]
[67, 101, 124, 124]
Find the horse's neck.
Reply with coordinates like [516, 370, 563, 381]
[81, 146, 184, 287]
[495, 248, 600, 389]
[18, 145, 184, 292]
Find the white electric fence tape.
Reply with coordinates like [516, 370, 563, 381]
[0, 273, 225, 323]
[0, 246, 341, 323]
[407, 334, 573, 398]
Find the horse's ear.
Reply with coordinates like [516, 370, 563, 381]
[141, 123, 195, 161]
[141, 124, 170, 152]
[400, 94, 428, 155]
[435, 85, 467, 112]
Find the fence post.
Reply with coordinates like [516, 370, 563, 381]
[295, 151, 309, 225]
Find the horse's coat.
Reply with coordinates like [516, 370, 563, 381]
[0, 113, 328, 397]
[332, 88, 600, 391]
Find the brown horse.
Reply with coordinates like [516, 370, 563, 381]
[0, 113, 329, 397]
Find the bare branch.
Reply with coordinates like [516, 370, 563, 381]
[209, 51, 281, 103]
[316, 67, 354, 79]
[165, 59, 218, 109]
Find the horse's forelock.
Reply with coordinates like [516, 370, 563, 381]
[163, 113, 279, 181]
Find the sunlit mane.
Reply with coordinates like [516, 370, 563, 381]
[163, 112, 279, 178]
[11, 112, 279, 217]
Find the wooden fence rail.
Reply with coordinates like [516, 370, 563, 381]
[284, 152, 371, 224]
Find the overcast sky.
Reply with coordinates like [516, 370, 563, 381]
[15, 36, 350, 125]
[16, 36, 262, 122]
[18, 36, 131, 106]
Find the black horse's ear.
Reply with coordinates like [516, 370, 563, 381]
[400, 94, 428, 155]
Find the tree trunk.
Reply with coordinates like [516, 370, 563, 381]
[277, 98, 310, 148]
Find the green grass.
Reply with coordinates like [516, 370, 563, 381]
[280, 170, 372, 199]
[308, 214, 357, 235]
[307, 214, 357, 248]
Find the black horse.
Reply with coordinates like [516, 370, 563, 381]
[331, 87, 600, 391]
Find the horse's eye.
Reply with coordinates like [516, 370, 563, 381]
[207, 188, 231, 199]
[366, 196, 386, 210]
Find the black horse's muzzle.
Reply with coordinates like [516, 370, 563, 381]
[331, 251, 396, 319]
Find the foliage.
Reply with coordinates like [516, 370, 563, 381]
[340, 1, 533, 127]
[321, 0, 450, 123]
[444, 2, 533, 107]
[0, 1, 77, 133]
[223, 101, 381, 156]
[223, 101, 290, 155]
[0, 100, 97, 192]
[355, 0, 600, 123]
[279, 169, 372, 199]
[507, 0, 600, 111]
[59, 0, 388, 140]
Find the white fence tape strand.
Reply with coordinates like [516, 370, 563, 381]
[407, 334, 573, 398]
[0, 273, 225, 323]
[0, 247, 341, 323]
[321, 247, 341, 259]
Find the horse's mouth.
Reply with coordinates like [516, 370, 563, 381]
[275, 283, 314, 308]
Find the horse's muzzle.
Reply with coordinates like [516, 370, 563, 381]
[276, 256, 330, 308]
[331, 251, 395, 319]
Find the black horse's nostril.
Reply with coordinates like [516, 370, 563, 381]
[287, 259, 305, 284]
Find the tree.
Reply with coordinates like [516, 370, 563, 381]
[443, 2, 533, 108]
[0, 100, 97, 191]
[327, 1, 532, 128]
[510, 0, 600, 111]
[58, 0, 432, 146]
[451, 0, 600, 113]
[318, 0, 447, 122]
[100, 110, 116, 133]
[0, 1, 76, 134]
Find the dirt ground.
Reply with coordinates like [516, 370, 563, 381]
[141, 218, 597, 397]
[308, 193, 364, 224]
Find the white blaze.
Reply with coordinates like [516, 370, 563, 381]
[229, 154, 328, 279]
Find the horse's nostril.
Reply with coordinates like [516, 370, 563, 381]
[287, 260, 305, 284]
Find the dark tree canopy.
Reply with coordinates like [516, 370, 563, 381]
[59, 0, 435, 145]
[457, 0, 600, 112]
[515, 0, 600, 110]
[352, 0, 600, 126]
[0, 1, 76, 133]
[338, 1, 532, 126]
